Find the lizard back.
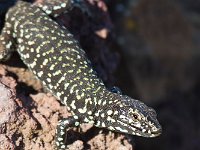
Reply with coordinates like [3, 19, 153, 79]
[6, 1, 105, 114]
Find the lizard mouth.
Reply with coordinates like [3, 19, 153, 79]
[116, 120, 147, 136]
[116, 119, 161, 137]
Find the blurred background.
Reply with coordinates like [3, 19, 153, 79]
[105, 0, 200, 150]
[0, 0, 200, 150]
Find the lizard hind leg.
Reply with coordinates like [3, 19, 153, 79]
[0, 22, 15, 61]
[34, 0, 74, 17]
[34, 0, 91, 18]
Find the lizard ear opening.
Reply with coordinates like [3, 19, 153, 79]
[110, 86, 122, 95]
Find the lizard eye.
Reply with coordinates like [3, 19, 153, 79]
[133, 113, 138, 120]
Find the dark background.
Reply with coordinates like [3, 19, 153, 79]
[106, 0, 200, 150]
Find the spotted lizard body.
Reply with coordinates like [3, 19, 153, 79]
[0, 0, 162, 149]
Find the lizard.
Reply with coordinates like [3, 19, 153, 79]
[0, 0, 162, 149]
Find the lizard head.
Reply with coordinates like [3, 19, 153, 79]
[96, 92, 162, 137]
[114, 95, 162, 137]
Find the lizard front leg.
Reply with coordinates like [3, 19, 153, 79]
[55, 116, 81, 150]
[0, 22, 15, 61]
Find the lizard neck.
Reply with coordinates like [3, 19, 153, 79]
[93, 88, 121, 108]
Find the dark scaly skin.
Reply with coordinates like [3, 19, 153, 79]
[0, 1, 162, 149]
